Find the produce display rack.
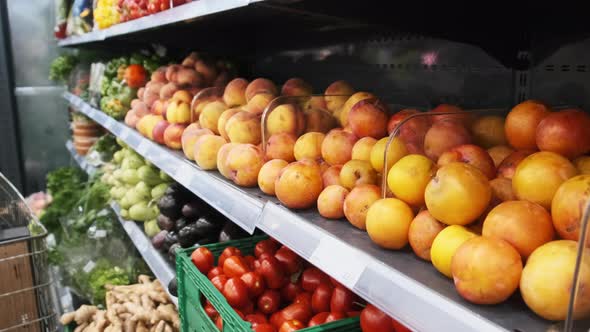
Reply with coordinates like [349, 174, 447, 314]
[64, 92, 554, 332]
[65, 139, 178, 307]
[65, 140, 97, 175]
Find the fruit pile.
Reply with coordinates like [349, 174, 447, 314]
[190, 238, 411, 332]
[151, 183, 251, 261]
[126, 52, 234, 146]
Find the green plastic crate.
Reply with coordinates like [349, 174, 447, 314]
[176, 236, 361, 332]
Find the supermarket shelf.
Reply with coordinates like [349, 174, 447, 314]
[58, 0, 260, 46]
[64, 93, 551, 332]
[66, 140, 97, 175]
[66, 141, 178, 306]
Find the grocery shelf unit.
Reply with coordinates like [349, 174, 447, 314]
[66, 140, 178, 307]
[65, 93, 552, 332]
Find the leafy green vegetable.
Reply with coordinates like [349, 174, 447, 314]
[49, 55, 78, 83]
[91, 134, 119, 162]
[88, 259, 130, 305]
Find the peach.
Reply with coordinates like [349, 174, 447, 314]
[536, 109, 590, 159]
[430, 225, 477, 278]
[166, 100, 191, 124]
[225, 144, 266, 187]
[172, 90, 192, 103]
[322, 165, 342, 187]
[281, 78, 312, 96]
[192, 97, 222, 121]
[343, 184, 381, 230]
[193, 134, 227, 170]
[181, 126, 214, 160]
[163, 124, 186, 150]
[339, 160, 377, 189]
[275, 159, 323, 209]
[194, 59, 218, 85]
[321, 129, 358, 166]
[293, 132, 325, 161]
[551, 175, 590, 243]
[424, 121, 471, 161]
[496, 149, 534, 179]
[319, 160, 330, 174]
[370, 137, 408, 174]
[305, 108, 337, 133]
[352, 137, 377, 162]
[347, 98, 388, 139]
[151, 99, 167, 116]
[471, 115, 507, 148]
[408, 210, 445, 261]
[152, 120, 170, 144]
[339, 92, 375, 127]
[387, 109, 420, 134]
[366, 198, 414, 249]
[317, 185, 349, 219]
[451, 237, 522, 304]
[217, 143, 239, 179]
[520, 240, 590, 320]
[512, 151, 578, 209]
[483, 200, 554, 259]
[430, 104, 470, 125]
[245, 93, 275, 115]
[324, 80, 355, 113]
[489, 177, 516, 207]
[264, 133, 296, 162]
[505, 100, 551, 149]
[574, 156, 590, 174]
[218, 108, 241, 141]
[223, 78, 248, 107]
[388, 110, 431, 155]
[425, 162, 491, 225]
[199, 100, 226, 134]
[387, 154, 435, 206]
[266, 104, 305, 136]
[437, 144, 496, 180]
[225, 111, 262, 145]
[258, 159, 288, 195]
[487, 145, 514, 167]
[245, 78, 278, 101]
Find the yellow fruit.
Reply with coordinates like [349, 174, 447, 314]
[387, 154, 435, 206]
[370, 137, 407, 174]
[430, 225, 476, 278]
[366, 198, 414, 250]
[574, 156, 590, 174]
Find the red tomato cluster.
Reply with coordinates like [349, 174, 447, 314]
[190, 239, 365, 331]
[359, 304, 411, 332]
[118, 0, 191, 21]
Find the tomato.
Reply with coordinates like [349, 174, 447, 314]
[253, 323, 277, 332]
[308, 312, 329, 327]
[330, 286, 356, 312]
[219, 247, 242, 267]
[347, 311, 361, 317]
[325, 311, 347, 323]
[255, 239, 280, 258]
[392, 318, 411, 332]
[208, 267, 223, 280]
[301, 268, 330, 292]
[215, 315, 223, 330]
[240, 272, 266, 298]
[360, 304, 394, 332]
[241, 300, 255, 315]
[279, 320, 305, 332]
[274, 247, 303, 274]
[147, 0, 169, 14]
[281, 303, 313, 325]
[329, 276, 343, 288]
[281, 280, 302, 303]
[244, 255, 257, 270]
[211, 275, 229, 292]
[124, 64, 147, 88]
[204, 300, 218, 320]
[294, 292, 312, 308]
[245, 313, 268, 326]
[223, 256, 251, 278]
[191, 247, 214, 275]
[258, 290, 281, 315]
[257, 256, 287, 289]
[311, 284, 333, 313]
[270, 311, 286, 329]
[222, 277, 249, 308]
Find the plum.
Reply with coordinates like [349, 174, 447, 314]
[151, 230, 168, 249]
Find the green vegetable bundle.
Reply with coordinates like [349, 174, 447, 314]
[49, 54, 79, 83]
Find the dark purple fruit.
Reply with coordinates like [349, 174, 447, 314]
[151, 230, 168, 249]
[181, 201, 204, 219]
[157, 214, 175, 231]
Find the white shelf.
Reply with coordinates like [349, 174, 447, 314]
[66, 140, 97, 175]
[64, 93, 551, 332]
[66, 140, 178, 306]
[58, 0, 258, 46]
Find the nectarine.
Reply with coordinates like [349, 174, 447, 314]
[505, 100, 551, 149]
[387, 154, 435, 206]
[258, 159, 288, 196]
[536, 109, 590, 159]
[275, 159, 323, 209]
[317, 185, 349, 219]
[343, 184, 381, 230]
[366, 198, 414, 249]
[408, 210, 445, 261]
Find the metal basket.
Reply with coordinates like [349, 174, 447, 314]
[0, 172, 58, 332]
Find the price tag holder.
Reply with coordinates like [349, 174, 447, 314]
[119, 128, 131, 141]
[136, 139, 150, 155]
[134, 231, 149, 253]
[94, 229, 107, 238]
[104, 118, 115, 131]
[308, 236, 368, 290]
[83, 260, 97, 273]
[174, 163, 195, 188]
